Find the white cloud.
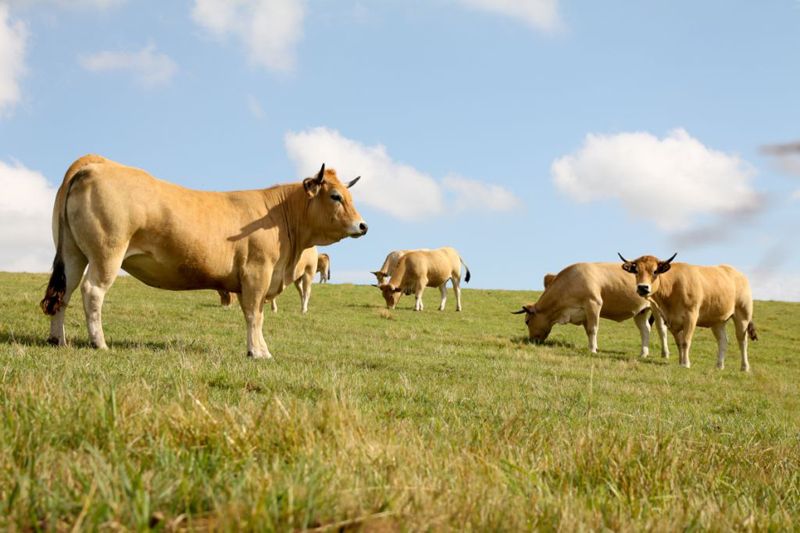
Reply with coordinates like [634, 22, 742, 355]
[284, 127, 519, 220]
[192, 0, 305, 72]
[456, 0, 562, 32]
[79, 44, 177, 88]
[552, 129, 761, 232]
[0, 4, 27, 115]
[443, 174, 521, 212]
[0, 159, 56, 272]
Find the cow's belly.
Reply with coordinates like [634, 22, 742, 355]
[122, 251, 228, 291]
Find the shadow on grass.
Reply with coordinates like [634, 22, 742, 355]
[0, 331, 172, 352]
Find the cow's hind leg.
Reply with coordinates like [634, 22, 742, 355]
[297, 273, 312, 314]
[733, 315, 751, 372]
[438, 282, 447, 311]
[452, 275, 462, 312]
[81, 251, 125, 349]
[49, 238, 88, 346]
[583, 299, 602, 353]
[711, 322, 728, 370]
[633, 311, 651, 357]
[414, 281, 425, 311]
[675, 316, 697, 368]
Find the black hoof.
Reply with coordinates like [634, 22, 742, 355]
[46, 337, 60, 346]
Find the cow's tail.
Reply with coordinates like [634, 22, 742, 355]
[460, 257, 471, 283]
[40, 166, 90, 316]
[327, 264, 331, 281]
[747, 321, 758, 341]
[648, 315, 655, 327]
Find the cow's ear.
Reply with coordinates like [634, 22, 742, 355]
[543, 273, 556, 289]
[655, 261, 671, 274]
[303, 163, 326, 197]
[622, 262, 637, 273]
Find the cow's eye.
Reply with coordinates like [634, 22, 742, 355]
[330, 192, 342, 202]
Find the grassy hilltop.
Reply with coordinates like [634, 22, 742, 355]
[0, 272, 798, 530]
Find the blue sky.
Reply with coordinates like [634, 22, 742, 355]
[1, 0, 799, 300]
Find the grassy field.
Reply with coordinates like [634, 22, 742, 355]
[1, 272, 799, 531]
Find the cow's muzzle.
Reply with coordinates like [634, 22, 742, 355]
[637, 284, 651, 297]
[350, 221, 368, 238]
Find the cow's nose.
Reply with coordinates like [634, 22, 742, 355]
[637, 284, 651, 296]
[359, 222, 368, 234]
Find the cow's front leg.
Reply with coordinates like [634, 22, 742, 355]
[653, 312, 670, 358]
[634, 311, 652, 357]
[240, 278, 271, 359]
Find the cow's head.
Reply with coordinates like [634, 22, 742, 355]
[303, 164, 367, 245]
[618, 252, 677, 297]
[512, 304, 552, 343]
[371, 270, 389, 284]
[375, 283, 402, 309]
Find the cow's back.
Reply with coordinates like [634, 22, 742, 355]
[544, 263, 648, 321]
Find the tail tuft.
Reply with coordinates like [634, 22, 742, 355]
[465, 268, 471, 283]
[747, 322, 758, 341]
[648, 315, 655, 327]
[40, 255, 66, 316]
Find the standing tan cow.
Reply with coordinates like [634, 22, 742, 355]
[618, 253, 756, 371]
[371, 249, 429, 284]
[513, 263, 669, 356]
[40, 155, 367, 358]
[376, 247, 470, 311]
[317, 253, 331, 283]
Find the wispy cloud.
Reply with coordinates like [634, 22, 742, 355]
[552, 129, 762, 234]
[79, 44, 177, 88]
[3, 0, 124, 9]
[455, 0, 562, 32]
[284, 127, 519, 220]
[0, 159, 56, 272]
[0, 4, 27, 116]
[192, 0, 305, 72]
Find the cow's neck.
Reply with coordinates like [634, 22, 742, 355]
[262, 183, 314, 266]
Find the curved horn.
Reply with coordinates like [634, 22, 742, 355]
[617, 252, 631, 263]
[511, 307, 529, 315]
[346, 176, 361, 188]
[315, 163, 326, 184]
[664, 252, 677, 264]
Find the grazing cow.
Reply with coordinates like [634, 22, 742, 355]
[376, 247, 470, 311]
[618, 253, 757, 371]
[371, 249, 429, 284]
[317, 253, 331, 283]
[40, 155, 367, 358]
[512, 263, 669, 357]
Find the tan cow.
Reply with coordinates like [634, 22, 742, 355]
[376, 247, 470, 311]
[512, 263, 669, 357]
[40, 155, 367, 358]
[618, 253, 757, 371]
[317, 253, 331, 283]
[371, 249, 429, 284]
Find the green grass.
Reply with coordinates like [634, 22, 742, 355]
[1, 272, 799, 531]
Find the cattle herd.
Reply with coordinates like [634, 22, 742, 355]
[39, 156, 757, 371]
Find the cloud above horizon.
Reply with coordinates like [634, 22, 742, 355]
[552, 129, 761, 233]
[0, 4, 27, 116]
[285, 127, 519, 220]
[192, 0, 305, 72]
[0, 159, 56, 272]
[80, 44, 177, 88]
[456, 0, 562, 32]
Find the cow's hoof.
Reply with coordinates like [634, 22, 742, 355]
[46, 336, 60, 346]
[716, 363, 725, 370]
[247, 350, 273, 360]
[680, 362, 691, 368]
[741, 365, 750, 372]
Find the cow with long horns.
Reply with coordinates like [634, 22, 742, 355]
[617, 253, 757, 371]
[41, 155, 367, 358]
